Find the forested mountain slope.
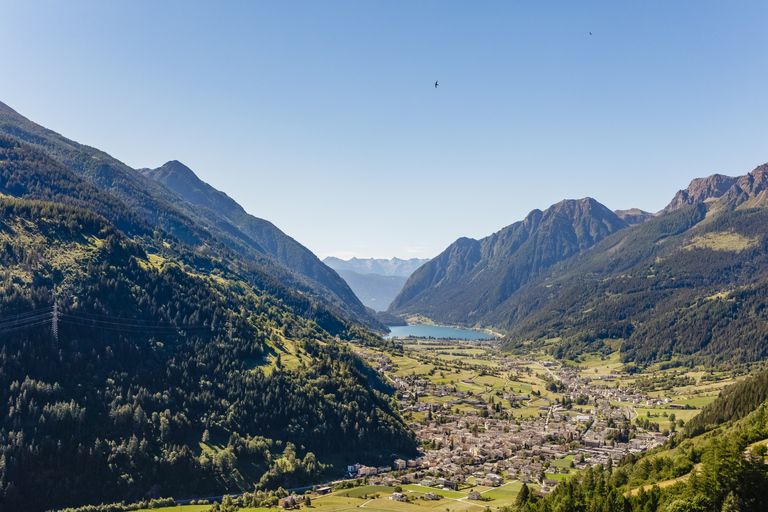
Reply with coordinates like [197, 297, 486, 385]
[141, 161, 367, 319]
[386, 159, 768, 368]
[388, 197, 628, 327]
[499, 164, 768, 367]
[0, 194, 415, 512]
[0, 134, 361, 336]
[684, 367, 768, 437]
[0, 100, 383, 331]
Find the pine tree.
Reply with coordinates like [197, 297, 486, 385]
[515, 483, 530, 507]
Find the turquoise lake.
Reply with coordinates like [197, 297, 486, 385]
[385, 325, 494, 340]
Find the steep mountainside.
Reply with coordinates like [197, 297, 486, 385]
[498, 164, 768, 367]
[388, 197, 628, 327]
[0, 134, 363, 336]
[0, 100, 383, 331]
[0, 170, 415, 511]
[141, 160, 369, 324]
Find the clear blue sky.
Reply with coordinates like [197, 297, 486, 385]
[2, 1, 766, 259]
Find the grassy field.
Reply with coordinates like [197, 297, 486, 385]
[668, 396, 718, 408]
[633, 407, 700, 429]
[336, 486, 395, 498]
[312, 492, 486, 512]
[478, 481, 540, 508]
[400, 485, 465, 499]
[137, 506, 212, 512]
[549, 454, 575, 469]
[569, 352, 624, 378]
[542, 472, 572, 482]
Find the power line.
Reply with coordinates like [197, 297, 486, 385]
[52, 292, 59, 351]
[0, 304, 231, 337]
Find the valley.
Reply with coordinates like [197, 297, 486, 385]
[89, 336, 756, 512]
[0, 98, 767, 512]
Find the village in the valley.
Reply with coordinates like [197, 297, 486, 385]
[342, 337, 697, 502]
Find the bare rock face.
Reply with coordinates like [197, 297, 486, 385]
[664, 164, 768, 212]
[725, 164, 768, 206]
[664, 174, 739, 213]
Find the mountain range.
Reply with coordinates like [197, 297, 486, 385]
[3, 94, 768, 510]
[389, 164, 768, 367]
[323, 257, 429, 311]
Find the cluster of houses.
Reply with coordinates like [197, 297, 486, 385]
[343, 355, 674, 496]
[356, 351, 394, 372]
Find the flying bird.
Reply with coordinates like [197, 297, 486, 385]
[435, 80, 439, 88]
[589, 32, 592, 35]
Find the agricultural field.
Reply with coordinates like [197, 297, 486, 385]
[478, 481, 539, 508]
[336, 486, 395, 498]
[136, 507, 213, 512]
[317, 490, 489, 512]
[633, 407, 701, 428]
[400, 485, 465, 499]
[565, 352, 624, 380]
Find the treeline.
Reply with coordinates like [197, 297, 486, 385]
[684, 367, 768, 437]
[0, 198, 416, 512]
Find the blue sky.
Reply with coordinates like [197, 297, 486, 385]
[2, 1, 767, 259]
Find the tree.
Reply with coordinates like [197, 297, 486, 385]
[515, 483, 530, 507]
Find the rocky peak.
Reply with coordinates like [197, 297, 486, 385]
[735, 164, 768, 195]
[664, 174, 738, 213]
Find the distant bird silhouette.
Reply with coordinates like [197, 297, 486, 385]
[589, 32, 592, 35]
[435, 80, 439, 88]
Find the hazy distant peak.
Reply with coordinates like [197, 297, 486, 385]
[323, 256, 430, 278]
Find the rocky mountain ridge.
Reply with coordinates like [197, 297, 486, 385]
[388, 197, 628, 326]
